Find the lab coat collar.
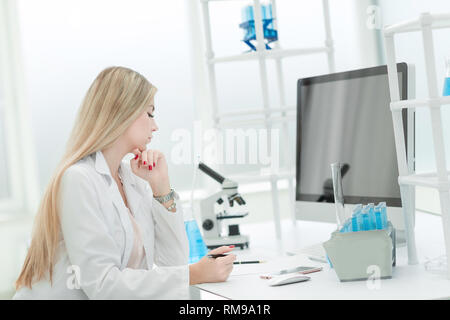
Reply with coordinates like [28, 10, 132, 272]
[93, 150, 137, 187]
[94, 150, 145, 268]
[94, 150, 113, 184]
[119, 162, 137, 187]
[94, 149, 142, 214]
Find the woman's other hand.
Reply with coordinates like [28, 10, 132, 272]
[189, 246, 236, 285]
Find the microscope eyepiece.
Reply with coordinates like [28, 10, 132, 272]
[198, 162, 225, 184]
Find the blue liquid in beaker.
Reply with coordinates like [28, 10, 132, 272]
[184, 219, 208, 264]
[443, 77, 450, 96]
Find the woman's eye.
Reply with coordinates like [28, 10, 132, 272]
[147, 112, 154, 118]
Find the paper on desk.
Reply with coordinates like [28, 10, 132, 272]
[231, 253, 323, 276]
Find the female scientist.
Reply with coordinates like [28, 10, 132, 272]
[13, 66, 236, 299]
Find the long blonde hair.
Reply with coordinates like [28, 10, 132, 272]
[15, 66, 157, 289]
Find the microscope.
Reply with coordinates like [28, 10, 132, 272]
[198, 162, 249, 250]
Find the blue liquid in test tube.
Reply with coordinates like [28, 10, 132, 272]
[361, 205, 370, 231]
[362, 214, 370, 231]
[381, 204, 388, 229]
[351, 216, 359, 232]
[351, 204, 363, 232]
[443, 77, 450, 96]
[444, 57, 450, 96]
[185, 220, 208, 264]
[368, 203, 376, 230]
[374, 206, 383, 229]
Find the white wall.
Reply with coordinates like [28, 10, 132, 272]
[16, 0, 379, 203]
[186, 0, 379, 180]
[17, 0, 196, 194]
[19, 0, 448, 214]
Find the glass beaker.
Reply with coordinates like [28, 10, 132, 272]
[331, 162, 346, 230]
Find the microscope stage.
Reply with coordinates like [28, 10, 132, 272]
[205, 235, 250, 250]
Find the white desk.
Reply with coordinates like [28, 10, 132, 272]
[192, 211, 450, 300]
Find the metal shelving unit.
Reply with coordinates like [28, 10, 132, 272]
[384, 12, 450, 278]
[199, 0, 335, 239]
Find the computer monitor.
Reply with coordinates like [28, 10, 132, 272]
[295, 63, 415, 233]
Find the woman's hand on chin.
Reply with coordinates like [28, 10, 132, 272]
[130, 148, 171, 196]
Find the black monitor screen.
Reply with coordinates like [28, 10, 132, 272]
[296, 64, 410, 207]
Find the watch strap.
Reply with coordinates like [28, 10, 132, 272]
[166, 202, 177, 211]
[154, 188, 177, 203]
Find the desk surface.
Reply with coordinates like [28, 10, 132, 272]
[193, 212, 450, 300]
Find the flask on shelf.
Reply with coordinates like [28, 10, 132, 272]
[443, 56, 450, 96]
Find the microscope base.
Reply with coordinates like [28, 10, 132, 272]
[205, 235, 249, 250]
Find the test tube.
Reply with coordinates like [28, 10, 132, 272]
[339, 219, 350, 233]
[351, 204, 362, 232]
[351, 216, 358, 232]
[443, 56, 450, 96]
[346, 219, 351, 232]
[368, 203, 376, 230]
[242, 5, 254, 22]
[374, 205, 383, 230]
[380, 202, 388, 229]
[352, 204, 363, 216]
[361, 205, 370, 231]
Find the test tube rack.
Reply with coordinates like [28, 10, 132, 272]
[383, 12, 450, 278]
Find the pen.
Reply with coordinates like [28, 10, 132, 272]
[233, 260, 265, 265]
[207, 254, 265, 264]
[207, 254, 229, 258]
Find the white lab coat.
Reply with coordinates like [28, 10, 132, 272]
[13, 150, 190, 300]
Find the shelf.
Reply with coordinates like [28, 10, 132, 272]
[201, 0, 247, 2]
[218, 106, 295, 119]
[384, 12, 450, 35]
[398, 172, 450, 191]
[384, 11, 450, 275]
[217, 114, 296, 128]
[390, 96, 450, 111]
[209, 46, 329, 64]
[228, 169, 295, 184]
[199, 0, 334, 236]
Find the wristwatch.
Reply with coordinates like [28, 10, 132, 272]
[154, 188, 179, 211]
[153, 188, 178, 203]
[166, 202, 177, 211]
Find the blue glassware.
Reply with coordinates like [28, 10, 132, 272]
[368, 203, 377, 230]
[184, 206, 208, 264]
[443, 57, 450, 96]
[374, 206, 383, 230]
[185, 220, 208, 264]
[351, 216, 359, 232]
[443, 77, 450, 96]
[240, 3, 278, 51]
[338, 203, 389, 233]
[379, 202, 388, 229]
[361, 206, 370, 231]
